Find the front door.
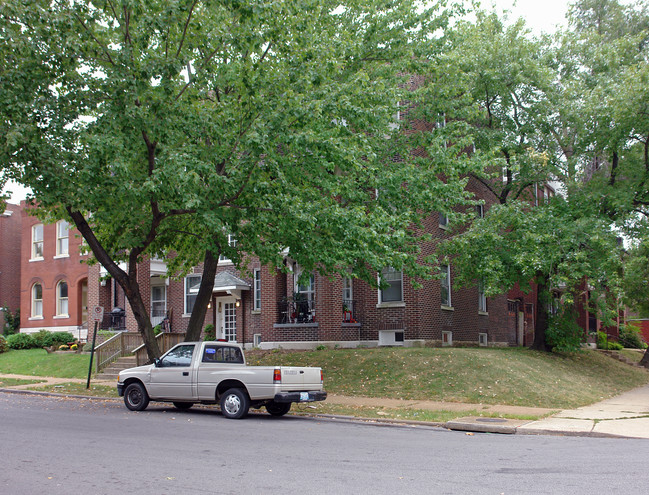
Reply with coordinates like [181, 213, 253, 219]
[217, 297, 237, 342]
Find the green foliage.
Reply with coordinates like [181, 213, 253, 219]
[152, 325, 162, 336]
[51, 332, 75, 346]
[6, 333, 36, 350]
[1, 306, 20, 336]
[546, 309, 585, 352]
[0, 335, 8, 353]
[618, 325, 648, 349]
[203, 324, 216, 341]
[596, 331, 625, 350]
[31, 330, 54, 348]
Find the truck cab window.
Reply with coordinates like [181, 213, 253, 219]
[159, 345, 195, 367]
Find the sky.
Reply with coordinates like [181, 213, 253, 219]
[0, 1, 574, 204]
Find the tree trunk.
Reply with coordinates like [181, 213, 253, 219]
[640, 349, 649, 368]
[530, 272, 552, 351]
[67, 208, 162, 360]
[184, 250, 219, 341]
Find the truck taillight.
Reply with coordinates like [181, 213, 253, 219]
[320, 370, 324, 383]
[273, 368, 281, 382]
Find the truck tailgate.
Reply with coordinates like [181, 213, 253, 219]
[279, 366, 322, 389]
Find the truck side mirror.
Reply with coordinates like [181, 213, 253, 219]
[154, 358, 161, 367]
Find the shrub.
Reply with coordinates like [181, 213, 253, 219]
[1, 305, 20, 336]
[0, 335, 8, 353]
[32, 330, 54, 348]
[618, 325, 648, 349]
[51, 332, 75, 346]
[546, 309, 584, 352]
[596, 331, 609, 349]
[153, 325, 162, 335]
[607, 341, 624, 350]
[7, 333, 36, 350]
[204, 324, 216, 341]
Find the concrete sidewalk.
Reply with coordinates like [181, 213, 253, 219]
[2, 373, 648, 438]
[446, 383, 649, 439]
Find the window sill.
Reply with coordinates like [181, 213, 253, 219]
[439, 224, 449, 231]
[53, 315, 70, 319]
[28, 316, 44, 321]
[478, 311, 489, 316]
[29, 258, 44, 263]
[376, 301, 406, 309]
[441, 305, 454, 312]
[251, 310, 261, 315]
[53, 254, 70, 259]
[182, 313, 191, 318]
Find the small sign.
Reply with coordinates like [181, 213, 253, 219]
[91, 306, 104, 322]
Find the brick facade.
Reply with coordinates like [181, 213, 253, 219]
[0, 203, 22, 330]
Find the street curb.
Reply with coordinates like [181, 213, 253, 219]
[0, 388, 636, 438]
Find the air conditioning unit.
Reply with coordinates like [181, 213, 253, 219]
[253, 334, 262, 347]
[379, 330, 404, 346]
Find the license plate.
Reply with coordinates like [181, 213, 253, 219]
[300, 392, 310, 402]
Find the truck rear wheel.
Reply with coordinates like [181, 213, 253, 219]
[220, 388, 250, 419]
[124, 382, 149, 411]
[266, 401, 291, 416]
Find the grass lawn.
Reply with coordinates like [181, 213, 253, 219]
[0, 348, 91, 379]
[247, 346, 649, 410]
[0, 377, 45, 387]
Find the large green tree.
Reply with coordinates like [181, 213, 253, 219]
[0, 0, 470, 360]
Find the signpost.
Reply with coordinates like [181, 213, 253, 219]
[86, 306, 104, 389]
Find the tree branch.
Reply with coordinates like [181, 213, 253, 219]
[176, 0, 199, 58]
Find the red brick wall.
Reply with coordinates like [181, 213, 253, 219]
[19, 203, 89, 334]
[0, 203, 22, 320]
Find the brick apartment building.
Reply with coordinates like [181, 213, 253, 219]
[18, 202, 89, 340]
[12, 174, 526, 349]
[1, 203, 22, 331]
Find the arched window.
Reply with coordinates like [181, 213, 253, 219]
[32, 283, 43, 317]
[57, 280, 69, 316]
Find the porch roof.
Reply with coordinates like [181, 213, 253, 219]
[212, 272, 250, 298]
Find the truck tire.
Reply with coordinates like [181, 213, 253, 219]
[266, 401, 291, 417]
[220, 388, 250, 419]
[173, 402, 193, 410]
[124, 382, 149, 411]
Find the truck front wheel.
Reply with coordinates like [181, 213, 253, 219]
[266, 401, 291, 417]
[220, 388, 250, 419]
[124, 382, 149, 411]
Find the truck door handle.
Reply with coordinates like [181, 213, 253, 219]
[299, 370, 304, 374]
[183, 372, 189, 376]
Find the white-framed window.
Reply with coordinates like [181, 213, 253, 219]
[295, 269, 315, 302]
[343, 276, 353, 303]
[56, 280, 69, 316]
[439, 212, 448, 229]
[379, 267, 403, 303]
[219, 234, 237, 263]
[253, 269, 261, 311]
[475, 204, 484, 218]
[56, 220, 69, 256]
[441, 264, 452, 307]
[478, 279, 487, 313]
[184, 275, 201, 314]
[32, 283, 43, 317]
[32, 224, 44, 259]
[151, 285, 166, 324]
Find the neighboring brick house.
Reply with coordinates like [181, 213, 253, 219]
[19, 201, 89, 340]
[1, 202, 22, 331]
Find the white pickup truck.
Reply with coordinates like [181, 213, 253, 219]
[116, 341, 327, 419]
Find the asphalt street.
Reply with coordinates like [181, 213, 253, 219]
[2, 392, 649, 494]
